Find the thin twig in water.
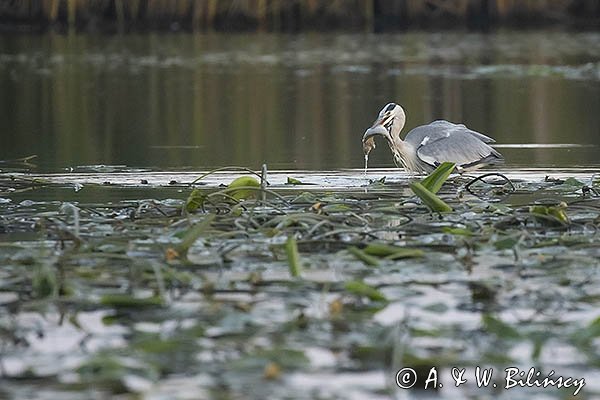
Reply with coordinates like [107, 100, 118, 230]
[189, 166, 270, 186]
[465, 173, 516, 194]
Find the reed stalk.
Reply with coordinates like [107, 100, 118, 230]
[192, 0, 202, 29]
[41, 0, 59, 22]
[207, 0, 218, 27]
[67, 0, 76, 30]
[129, 0, 141, 21]
[177, 0, 190, 18]
[257, 0, 267, 30]
[115, 0, 125, 31]
[364, 0, 374, 31]
[272, 0, 281, 30]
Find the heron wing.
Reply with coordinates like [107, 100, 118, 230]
[415, 130, 502, 169]
[425, 120, 497, 143]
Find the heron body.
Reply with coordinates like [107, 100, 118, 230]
[362, 103, 504, 173]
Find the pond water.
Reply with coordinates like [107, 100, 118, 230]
[1, 166, 600, 400]
[1, 30, 599, 172]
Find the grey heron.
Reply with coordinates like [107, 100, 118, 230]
[362, 103, 503, 173]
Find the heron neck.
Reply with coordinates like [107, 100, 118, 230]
[388, 111, 419, 172]
[390, 137, 421, 173]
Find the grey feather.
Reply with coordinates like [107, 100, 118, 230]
[404, 121, 503, 169]
[426, 121, 496, 143]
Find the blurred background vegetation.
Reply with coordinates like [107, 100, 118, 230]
[0, 0, 598, 32]
[0, 2, 598, 172]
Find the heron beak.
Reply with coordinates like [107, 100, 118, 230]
[362, 115, 394, 156]
[363, 115, 392, 144]
[362, 124, 389, 156]
[363, 124, 390, 142]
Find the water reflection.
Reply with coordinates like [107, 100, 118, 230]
[0, 31, 598, 172]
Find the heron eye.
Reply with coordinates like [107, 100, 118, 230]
[384, 103, 396, 113]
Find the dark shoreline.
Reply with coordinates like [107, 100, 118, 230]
[0, 0, 598, 34]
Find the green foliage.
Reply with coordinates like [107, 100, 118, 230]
[529, 202, 570, 225]
[348, 246, 380, 266]
[362, 243, 424, 259]
[408, 163, 455, 212]
[287, 177, 303, 185]
[420, 162, 455, 194]
[442, 227, 473, 236]
[100, 294, 164, 309]
[176, 214, 216, 254]
[227, 176, 260, 200]
[561, 177, 586, 187]
[344, 280, 387, 302]
[482, 314, 521, 339]
[32, 265, 57, 298]
[572, 316, 600, 346]
[493, 235, 520, 250]
[287, 177, 315, 185]
[285, 236, 302, 277]
[410, 182, 453, 212]
[184, 188, 206, 213]
[76, 353, 159, 393]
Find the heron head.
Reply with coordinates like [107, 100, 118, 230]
[362, 103, 406, 155]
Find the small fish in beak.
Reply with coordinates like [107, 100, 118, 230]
[362, 136, 376, 156]
[362, 123, 391, 156]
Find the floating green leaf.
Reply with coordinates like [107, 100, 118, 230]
[344, 280, 387, 302]
[561, 177, 585, 187]
[286, 177, 314, 185]
[363, 243, 424, 259]
[442, 227, 473, 236]
[227, 176, 260, 200]
[184, 188, 206, 213]
[529, 202, 570, 225]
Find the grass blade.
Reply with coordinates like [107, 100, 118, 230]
[176, 214, 216, 254]
[344, 280, 387, 302]
[285, 236, 302, 277]
[363, 243, 424, 259]
[348, 246, 380, 266]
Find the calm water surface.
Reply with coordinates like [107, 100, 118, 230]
[0, 31, 599, 172]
